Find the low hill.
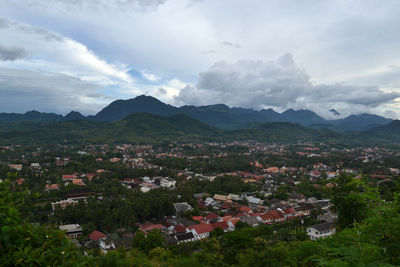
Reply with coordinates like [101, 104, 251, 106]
[0, 110, 64, 123]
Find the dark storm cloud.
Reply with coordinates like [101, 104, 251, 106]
[0, 44, 27, 61]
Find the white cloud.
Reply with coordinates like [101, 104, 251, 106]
[174, 54, 400, 118]
[0, 0, 400, 117]
[141, 70, 161, 82]
[0, 17, 138, 113]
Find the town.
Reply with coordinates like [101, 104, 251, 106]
[1, 141, 399, 256]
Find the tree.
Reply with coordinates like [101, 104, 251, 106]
[331, 174, 380, 229]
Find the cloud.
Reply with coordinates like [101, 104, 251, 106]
[0, 17, 140, 113]
[1, 1, 400, 118]
[0, 44, 27, 61]
[0, 67, 110, 114]
[12, 0, 168, 12]
[174, 54, 400, 118]
[0, 18, 9, 28]
[222, 41, 241, 48]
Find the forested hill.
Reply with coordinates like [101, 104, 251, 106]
[0, 113, 399, 145]
[0, 113, 223, 145]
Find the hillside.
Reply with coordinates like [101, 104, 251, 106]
[227, 122, 341, 143]
[0, 114, 399, 145]
[0, 113, 223, 145]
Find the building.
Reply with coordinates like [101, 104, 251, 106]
[188, 223, 213, 240]
[174, 202, 193, 215]
[307, 222, 336, 240]
[59, 224, 83, 238]
[8, 164, 22, 171]
[52, 197, 86, 211]
[45, 184, 60, 192]
[160, 177, 176, 188]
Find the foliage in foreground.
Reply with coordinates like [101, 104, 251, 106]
[1, 177, 400, 266]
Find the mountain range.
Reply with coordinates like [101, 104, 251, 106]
[0, 95, 393, 132]
[0, 111, 399, 145]
[0, 95, 398, 145]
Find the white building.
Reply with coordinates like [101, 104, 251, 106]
[30, 163, 40, 168]
[59, 224, 83, 238]
[307, 222, 336, 240]
[52, 197, 86, 211]
[160, 177, 176, 189]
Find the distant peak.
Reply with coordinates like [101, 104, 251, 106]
[329, 109, 340, 116]
[25, 110, 41, 115]
[64, 111, 85, 121]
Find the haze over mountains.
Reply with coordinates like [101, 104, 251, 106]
[0, 95, 393, 132]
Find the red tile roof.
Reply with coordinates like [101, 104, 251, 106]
[89, 230, 106, 241]
[236, 205, 251, 214]
[62, 174, 77, 180]
[192, 216, 203, 222]
[283, 208, 296, 214]
[174, 224, 186, 233]
[211, 221, 229, 231]
[221, 215, 233, 222]
[188, 223, 213, 234]
[139, 223, 164, 232]
[204, 213, 219, 221]
[45, 184, 59, 190]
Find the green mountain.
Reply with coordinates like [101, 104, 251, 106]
[93, 95, 178, 121]
[0, 96, 393, 132]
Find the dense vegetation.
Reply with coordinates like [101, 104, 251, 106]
[0, 112, 399, 145]
[2, 174, 400, 266]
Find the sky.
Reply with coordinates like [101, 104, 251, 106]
[0, 0, 400, 119]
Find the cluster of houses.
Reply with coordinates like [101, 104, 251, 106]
[121, 176, 176, 192]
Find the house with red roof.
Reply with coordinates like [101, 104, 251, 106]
[72, 179, 86, 186]
[188, 223, 213, 240]
[86, 173, 96, 181]
[89, 230, 107, 242]
[139, 223, 164, 234]
[260, 210, 285, 224]
[45, 184, 59, 191]
[283, 207, 296, 219]
[9, 164, 22, 171]
[211, 221, 232, 232]
[235, 204, 252, 214]
[221, 215, 233, 222]
[260, 212, 275, 224]
[203, 212, 220, 223]
[62, 174, 77, 181]
[173, 224, 187, 234]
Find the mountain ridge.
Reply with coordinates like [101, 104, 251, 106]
[0, 95, 393, 132]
